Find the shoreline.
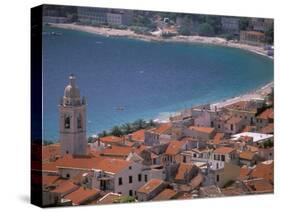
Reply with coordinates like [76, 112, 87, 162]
[48, 23, 273, 60]
[155, 81, 273, 123]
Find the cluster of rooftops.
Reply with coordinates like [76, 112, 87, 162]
[32, 92, 274, 206]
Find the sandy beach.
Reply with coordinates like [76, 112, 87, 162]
[211, 81, 274, 110]
[49, 23, 272, 59]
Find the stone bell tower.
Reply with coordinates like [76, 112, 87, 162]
[59, 74, 87, 156]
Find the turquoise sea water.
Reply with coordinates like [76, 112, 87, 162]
[42, 26, 273, 140]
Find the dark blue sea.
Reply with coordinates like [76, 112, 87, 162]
[42, 26, 273, 141]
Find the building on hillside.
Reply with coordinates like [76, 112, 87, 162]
[136, 179, 166, 201]
[184, 126, 215, 140]
[221, 17, 240, 35]
[251, 18, 273, 32]
[210, 147, 238, 170]
[240, 30, 265, 46]
[144, 123, 172, 146]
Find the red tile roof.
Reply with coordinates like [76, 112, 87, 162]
[137, 179, 164, 194]
[99, 136, 124, 144]
[165, 140, 183, 155]
[257, 108, 273, 120]
[56, 155, 132, 174]
[175, 163, 195, 181]
[251, 162, 274, 183]
[42, 162, 59, 172]
[64, 187, 100, 205]
[152, 123, 172, 134]
[214, 147, 236, 154]
[51, 179, 78, 194]
[239, 167, 252, 180]
[244, 178, 273, 193]
[153, 189, 177, 201]
[101, 146, 133, 158]
[188, 126, 215, 134]
[213, 133, 224, 144]
[42, 175, 60, 187]
[42, 144, 61, 161]
[239, 151, 256, 161]
[131, 129, 145, 142]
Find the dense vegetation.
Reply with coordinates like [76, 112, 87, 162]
[96, 119, 156, 138]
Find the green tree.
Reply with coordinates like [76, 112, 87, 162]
[133, 119, 146, 130]
[178, 26, 191, 36]
[110, 126, 123, 137]
[198, 23, 215, 37]
[240, 17, 250, 30]
[121, 123, 133, 134]
[148, 119, 156, 127]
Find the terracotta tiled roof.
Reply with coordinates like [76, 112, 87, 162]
[51, 179, 78, 194]
[188, 126, 215, 134]
[251, 162, 274, 183]
[239, 167, 252, 180]
[214, 147, 236, 154]
[56, 155, 132, 174]
[131, 129, 145, 142]
[99, 136, 124, 144]
[153, 189, 177, 201]
[101, 146, 133, 158]
[165, 140, 183, 155]
[175, 163, 195, 181]
[64, 187, 100, 205]
[42, 162, 59, 172]
[257, 108, 273, 120]
[137, 179, 164, 194]
[42, 175, 60, 187]
[244, 178, 273, 193]
[152, 123, 172, 134]
[42, 144, 61, 161]
[213, 133, 224, 144]
[239, 151, 256, 161]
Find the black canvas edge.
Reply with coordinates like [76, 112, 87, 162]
[31, 4, 44, 208]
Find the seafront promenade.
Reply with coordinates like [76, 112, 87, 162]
[50, 23, 272, 59]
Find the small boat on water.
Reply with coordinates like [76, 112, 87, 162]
[116, 106, 125, 111]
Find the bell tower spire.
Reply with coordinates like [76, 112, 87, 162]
[59, 74, 87, 156]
